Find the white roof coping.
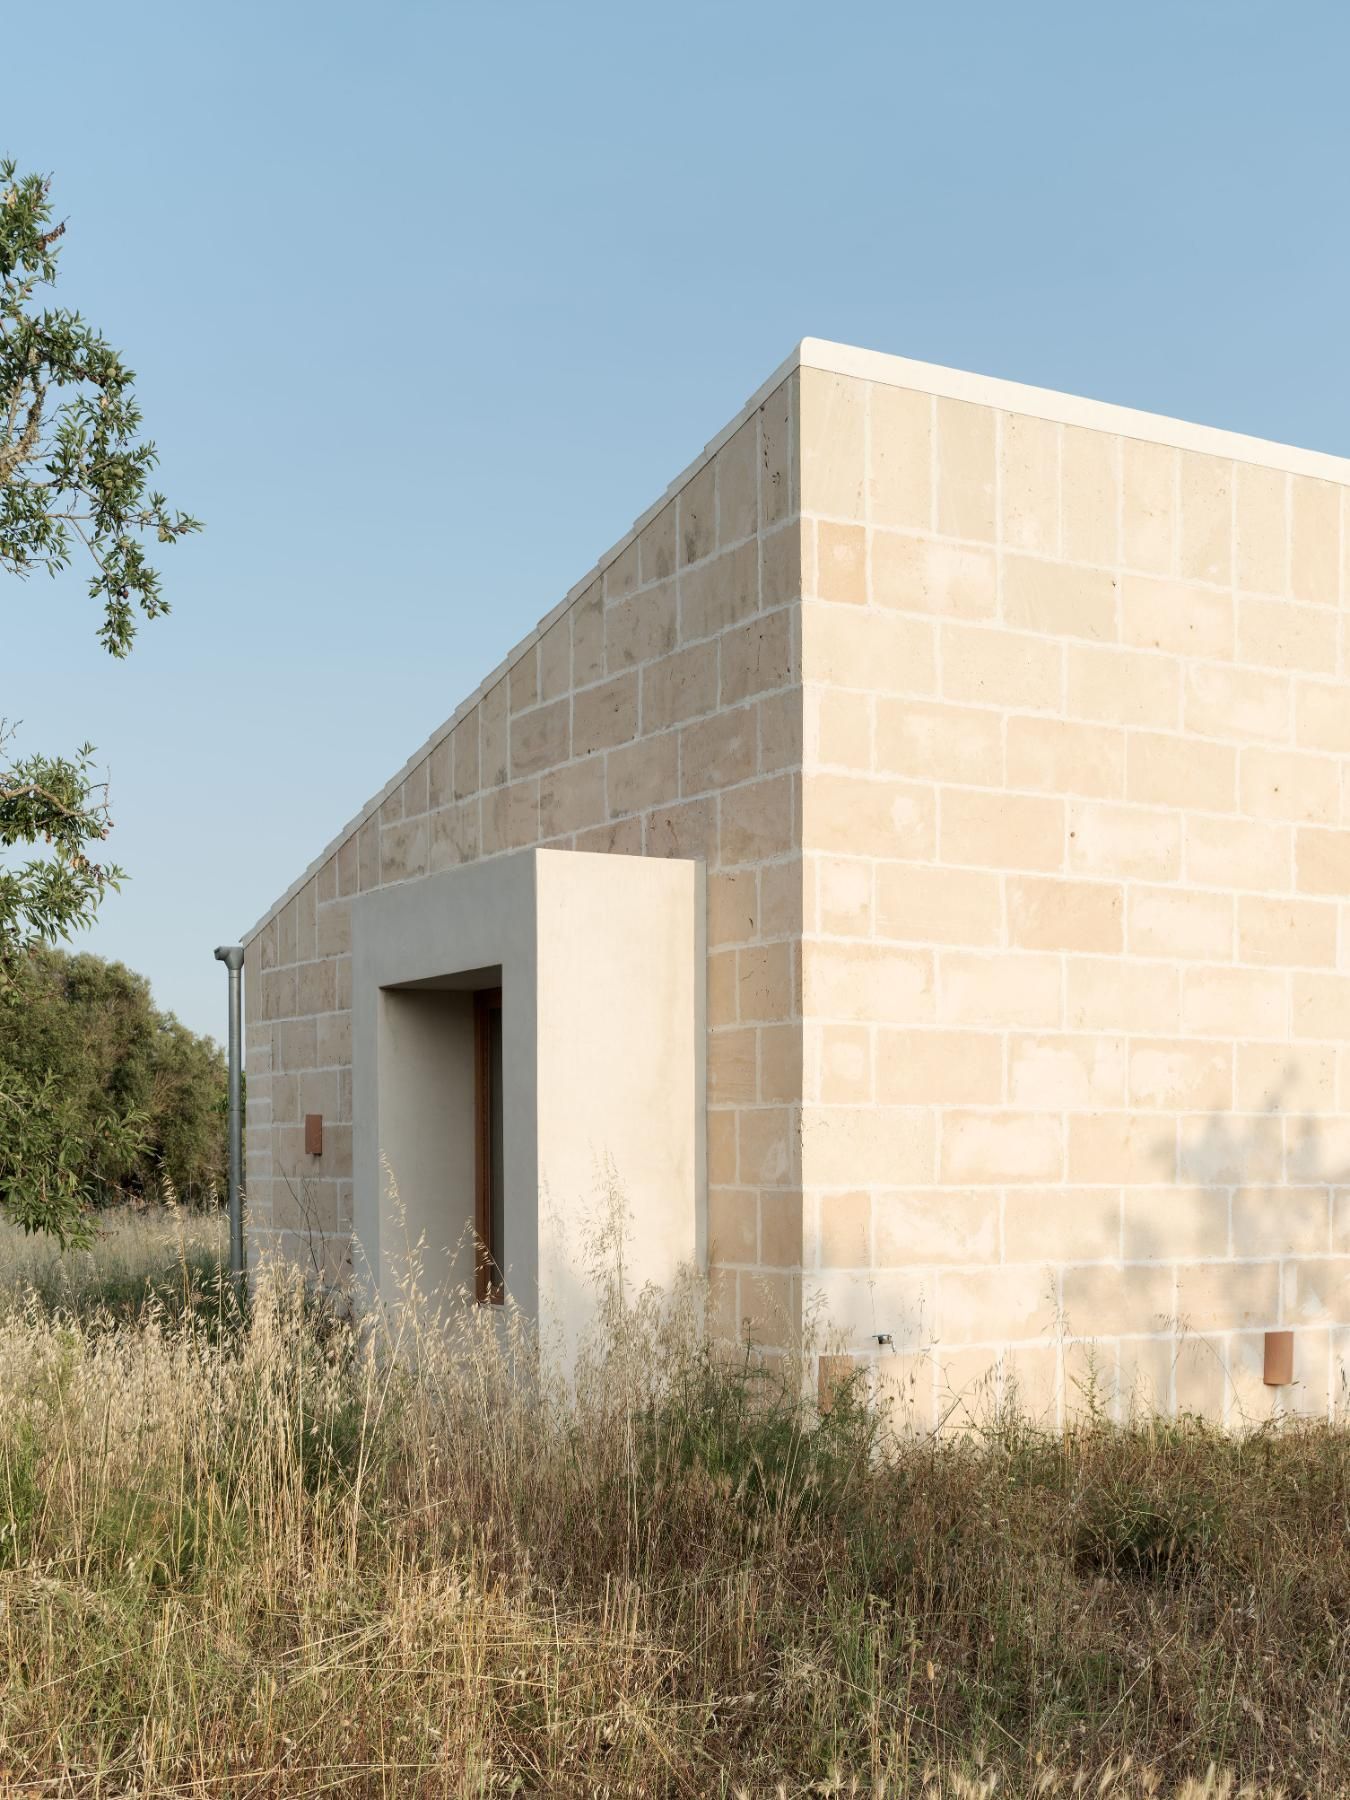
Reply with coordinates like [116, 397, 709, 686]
[807, 339, 1350, 484]
[242, 338, 1350, 944]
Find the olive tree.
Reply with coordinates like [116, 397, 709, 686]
[1, 159, 200, 1239]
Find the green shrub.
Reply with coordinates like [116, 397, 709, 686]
[0, 1418, 42, 1568]
[0, 949, 227, 1239]
[1076, 1475, 1227, 1578]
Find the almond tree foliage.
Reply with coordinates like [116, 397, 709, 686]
[1, 160, 200, 1242]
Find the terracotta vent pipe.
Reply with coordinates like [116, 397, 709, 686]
[1263, 1330, 1294, 1388]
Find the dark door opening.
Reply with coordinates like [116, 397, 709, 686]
[473, 986, 504, 1303]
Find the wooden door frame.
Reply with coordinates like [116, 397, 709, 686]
[472, 985, 504, 1304]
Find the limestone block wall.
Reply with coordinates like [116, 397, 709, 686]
[243, 372, 804, 1336]
[245, 336, 1350, 1426]
[797, 355, 1350, 1428]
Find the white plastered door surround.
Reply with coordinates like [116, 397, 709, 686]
[350, 848, 705, 1356]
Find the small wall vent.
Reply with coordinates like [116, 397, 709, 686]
[1263, 1330, 1294, 1388]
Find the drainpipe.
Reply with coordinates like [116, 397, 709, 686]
[213, 944, 246, 1291]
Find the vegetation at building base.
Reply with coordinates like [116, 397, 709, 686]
[0, 1234, 1345, 1797]
[0, 948, 228, 1247]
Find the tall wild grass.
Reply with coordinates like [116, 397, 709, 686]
[0, 1203, 227, 1323]
[0, 1220, 1346, 1795]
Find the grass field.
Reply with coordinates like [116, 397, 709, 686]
[0, 1203, 228, 1324]
[0, 1212, 1346, 1796]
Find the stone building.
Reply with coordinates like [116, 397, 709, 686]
[243, 338, 1350, 1424]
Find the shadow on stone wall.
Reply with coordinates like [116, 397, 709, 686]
[1171, 1070, 1350, 1192]
[1144, 1066, 1349, 1425]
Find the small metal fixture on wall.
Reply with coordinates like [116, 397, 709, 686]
[213, 944, 245, 1291]
[1263, 1329, 1294, 1388]
[304, 1113, 324, 1156]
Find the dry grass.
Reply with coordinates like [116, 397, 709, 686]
[0, 1204, 227, 1323]
[0, 1225, 1346, 1796]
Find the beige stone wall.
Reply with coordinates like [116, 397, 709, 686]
[243, 375, 803, 1333]
[246, 338, 1350, 1426]
[797, 361, 1350, 1428]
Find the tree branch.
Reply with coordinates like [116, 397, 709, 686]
[0, 777, 104, 821]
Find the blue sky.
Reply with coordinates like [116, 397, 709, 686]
[6, 0, 1349, 1041]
